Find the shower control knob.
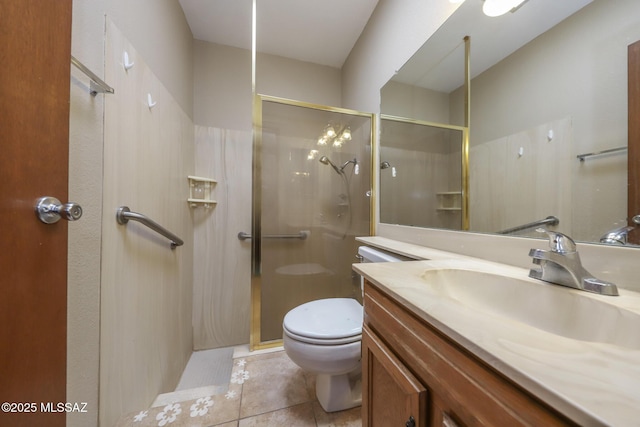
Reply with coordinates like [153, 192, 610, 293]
[35, 197, 83, 224]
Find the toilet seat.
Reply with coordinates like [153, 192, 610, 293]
[283, 298, 362, 345]
[283, 327, 361, 346]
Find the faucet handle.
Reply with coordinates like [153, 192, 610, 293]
[536, 228, 576, 253]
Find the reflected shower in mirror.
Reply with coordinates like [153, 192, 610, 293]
[380, 116, 466, 230]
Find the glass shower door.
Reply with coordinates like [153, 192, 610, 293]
[251, 96, 374, 347]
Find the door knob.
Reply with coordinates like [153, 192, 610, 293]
[35, 197, 83, 224]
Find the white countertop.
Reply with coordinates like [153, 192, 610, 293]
[354, 236, 640, 427]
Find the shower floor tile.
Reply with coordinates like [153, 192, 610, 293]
[115, 349, 361, 427]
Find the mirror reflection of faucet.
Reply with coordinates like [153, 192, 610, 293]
[528, 229, 619, 296]
[599, 217, 639, 245]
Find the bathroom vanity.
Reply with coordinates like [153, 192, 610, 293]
[354, 238, 640, 427]
[361, 281, 573, 427]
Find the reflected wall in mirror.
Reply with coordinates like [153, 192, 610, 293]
[380, 0, 640, 246]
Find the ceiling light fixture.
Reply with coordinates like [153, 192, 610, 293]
[482, 0, 528, 17]
[341, 127, 351, 141]
[324, 124, 336, 138]
[317, 125, 351, 148]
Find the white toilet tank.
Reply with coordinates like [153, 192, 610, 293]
[356, 246, 412, 293]
[357, 246, 411, 263]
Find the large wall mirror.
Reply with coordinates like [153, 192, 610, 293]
[380, 0, 640, 246]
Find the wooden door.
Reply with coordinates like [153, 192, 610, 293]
[362, 325, 427, 427]
[0, 1, 72, 426]
[628, 40, 640, 244]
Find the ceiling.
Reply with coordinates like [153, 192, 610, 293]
[178, 0, 380, 69]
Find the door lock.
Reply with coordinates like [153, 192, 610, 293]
[35, 197, 83, 224]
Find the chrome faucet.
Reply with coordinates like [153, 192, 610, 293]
[528, 229, 619, 296]
[599, 225, 635, 245]
[599, 216, 640, 245]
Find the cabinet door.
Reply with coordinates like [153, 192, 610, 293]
[362, 325, 427, 427]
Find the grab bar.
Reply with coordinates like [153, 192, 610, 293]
[577, 146, 627, 161]
[71, 55, 114, 96]
[116, 206, 184, 249]
[497, 216, 559, 235]
[237, 231, 308, 241]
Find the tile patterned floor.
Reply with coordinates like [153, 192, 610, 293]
[115, 350, 362, 427]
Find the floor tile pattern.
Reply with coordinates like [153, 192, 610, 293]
[115, 350, 361, 426]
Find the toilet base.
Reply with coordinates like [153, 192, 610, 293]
[315, 366, 362, 413]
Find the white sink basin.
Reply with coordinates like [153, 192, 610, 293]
[420, 268, 640, 349]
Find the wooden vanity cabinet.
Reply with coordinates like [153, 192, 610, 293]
[362, 280, 578, 427]
[362, 325, 427, 427]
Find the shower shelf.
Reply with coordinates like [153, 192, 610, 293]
[436, 191, 462, 211]
[188, 176, 217, 208]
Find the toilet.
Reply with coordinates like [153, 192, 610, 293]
[282, 246, 408, 412]
[283, 298, 362, 412]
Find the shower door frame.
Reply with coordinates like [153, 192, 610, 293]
[250, 94, 376, 350]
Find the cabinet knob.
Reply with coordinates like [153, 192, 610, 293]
[406, 415, 416, 427]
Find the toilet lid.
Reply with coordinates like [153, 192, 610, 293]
[283, 298, 362, 340]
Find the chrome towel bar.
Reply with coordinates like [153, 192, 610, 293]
[116, 206, 184, 249]
[237, 231, 308, 241]
[577, 146, 627, 161]
[498, 216, 559, 235]
[71, 55, 114, 96]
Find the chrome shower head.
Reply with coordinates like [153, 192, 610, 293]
[319, 156, 341, 174]
[339, 158, 358, 172]
[380, 161, 391, 170]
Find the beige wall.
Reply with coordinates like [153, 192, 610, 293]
[467, 0, 639, 242]
[192, 126, 252, 350]
[69, 1, 194, 426]
[256, 52, 342, 108]
[469, 118, 573, 235]
[105, 0, 194, 117]
[68, 2, 106, 426]
[193, 42, 252, 131]
[99, 22, 195, 427]
[381, 80, 451, 124]
[193, 41, 343, 131]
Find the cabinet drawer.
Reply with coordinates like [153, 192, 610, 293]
[364, 281, 576, 427]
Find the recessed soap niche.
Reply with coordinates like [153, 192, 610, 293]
[188, 176, 217, 208]
[436, 191, 462, 211]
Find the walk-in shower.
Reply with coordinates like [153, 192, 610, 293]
[250, 95, 374, 349]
